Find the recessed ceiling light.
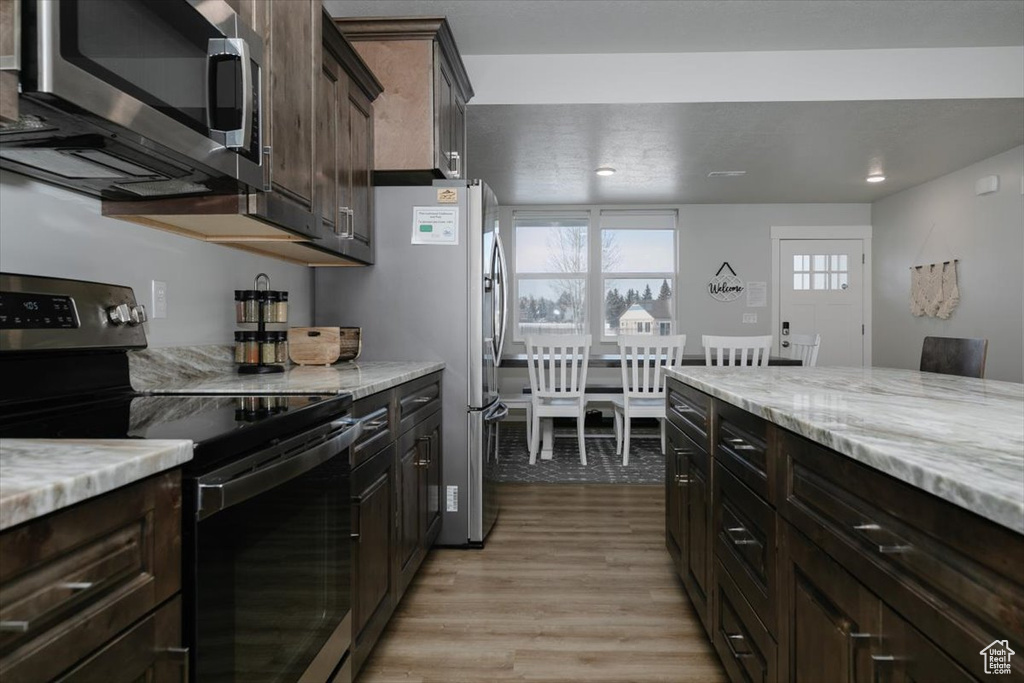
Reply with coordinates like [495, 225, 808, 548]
[595, 166, 616, 176]
[707, 171, 746, 178]
[866, 174, 886, 183]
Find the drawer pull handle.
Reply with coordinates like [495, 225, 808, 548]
[849, 632, 875, 639]
[725, 526, 760, 546]
[871, 655, 896, 662]
[673, 447, 693, 456]
[0, 620, 29, 633]
[853, 523, 881, 531]
[162, 646, 190, 683]
[724, 631, 754, 659]
[728, 634, 745, 640]
[878, 544, 913, 554]
[675, 475, 690, 485]
[411, 396, 433, 404]
[362, 419, 388, 431]
[673, 404, 695, 413]
[351, 532, 361, 540]
[60, 581, 94, 591]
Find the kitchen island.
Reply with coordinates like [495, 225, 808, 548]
[663, 366, 1023, 683]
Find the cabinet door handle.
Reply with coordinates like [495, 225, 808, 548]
[162, 646, 190, 683]
[0, 620, 29, 633]
[675, 474, 689, 486]
[416, 435, 432, 466]
[339, 207, 355, 239]
[263, 145, 273, 192]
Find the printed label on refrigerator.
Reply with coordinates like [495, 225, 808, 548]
[446, 485, 459, 512]
[412, 206, 459, 245]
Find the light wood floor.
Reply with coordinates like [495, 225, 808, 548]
[356, 484, 727, 683]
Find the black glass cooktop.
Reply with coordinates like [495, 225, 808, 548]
[0, 392, 352, 472]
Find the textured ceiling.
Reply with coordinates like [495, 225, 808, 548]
[467, 100, 1024, 205]
[324, 0, 1024, 55]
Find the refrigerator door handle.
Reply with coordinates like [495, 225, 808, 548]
[493, 231, 509, 366]
[484, 402, 509, 423]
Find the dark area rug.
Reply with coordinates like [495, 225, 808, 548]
[495, 421, 664, 484]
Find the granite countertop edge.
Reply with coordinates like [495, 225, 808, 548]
[666, 367, 1024, 535]
[0, 439, 194, 531]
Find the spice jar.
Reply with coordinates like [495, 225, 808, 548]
[276, 291, 289, 323]
[235, 331, 259, 364]
[260, 332, 277, 364]
[236, 290, 259, 323]
[262, 291, 280, 323]
[274, 332, 288, 364]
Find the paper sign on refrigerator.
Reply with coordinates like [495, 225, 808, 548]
[411, 206, 459, 245]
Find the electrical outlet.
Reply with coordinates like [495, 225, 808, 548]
[152, 280, 168, 319]
[742, 313, 757, 324]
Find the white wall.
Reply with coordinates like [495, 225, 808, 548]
[499, 202, 871, 395]
[872, 146, 1024, 383]
[0, 172, 313, 347]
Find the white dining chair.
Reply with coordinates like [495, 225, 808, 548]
[525, 335, 592, 465]
[785, 333, 821, 367]
[612, 335, 686, 466]
[702, 335, 773, 367]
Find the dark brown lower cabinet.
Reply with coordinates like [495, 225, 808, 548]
[349, 372, 443, 677]
[779, 523, 881, 683]
[56, 596, 184, 683]
[396, 409, 442, 598]
[665, 377, 1024, 683]
[351, 443, 397, 674]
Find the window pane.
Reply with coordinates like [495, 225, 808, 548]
[793, 273, 804, 290]
[601, 229, 674, 272]
[813, 254, 827, 271]
[793, 255, 803, 271]
[839, 254, 848, 271]
[603, 278, 673, 336]
[515, 225, 588, 274]
[830, 255, 839, 270]
[813, 273, 826, 290]
[830, 273, 839, 290]
[517, 279, 586, 336]
[839, 272, 849, 288]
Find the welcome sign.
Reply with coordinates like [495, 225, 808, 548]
[708, 262, 745, 302]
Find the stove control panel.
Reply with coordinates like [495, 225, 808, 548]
[0, 273, 147, 351]
[0, 291, 80, 329]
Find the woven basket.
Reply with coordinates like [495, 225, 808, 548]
[338, 327, 362, 361]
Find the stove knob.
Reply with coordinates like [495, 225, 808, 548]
[107, 304, 131, 326]
[129, 304, 147, 325]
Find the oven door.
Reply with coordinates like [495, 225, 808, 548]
[29, 0, 263, 188]
[191, 419, 359, 683]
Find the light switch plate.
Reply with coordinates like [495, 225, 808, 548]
[151, 280, 168, 319]
[742, 313, 757, 324]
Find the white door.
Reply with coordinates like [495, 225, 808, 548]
[779, 239, 865, 366]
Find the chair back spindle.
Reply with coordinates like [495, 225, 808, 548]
[787, 333, 821, 367]
[526, 335, 592, 400]
[619, 335, 687, 398]
[702, 335, 773, 367]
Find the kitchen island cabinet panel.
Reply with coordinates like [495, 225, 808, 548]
[666, 369, 1024, 683]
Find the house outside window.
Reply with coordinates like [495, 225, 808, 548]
[513, 211, 589, 339]
[600, 210, 677, 340]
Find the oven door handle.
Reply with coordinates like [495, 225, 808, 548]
[198, 420, 361, 520]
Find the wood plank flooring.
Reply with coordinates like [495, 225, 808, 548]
[356, 484, 727, 683]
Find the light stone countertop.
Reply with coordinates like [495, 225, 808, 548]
[0, 439, 193, 531]
[129, 346, 444, 400]
[666, 366, 1024, 534]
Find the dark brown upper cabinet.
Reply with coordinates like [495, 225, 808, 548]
[335, 17, 474, 185]
[102, 3, 382, 267]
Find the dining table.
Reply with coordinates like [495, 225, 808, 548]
[501, 354, 803, 460]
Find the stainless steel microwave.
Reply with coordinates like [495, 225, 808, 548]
[0, 0, 264, 199]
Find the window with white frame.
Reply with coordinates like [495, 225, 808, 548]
[513, 211, 589, 339]
[600, 210, 677, 340]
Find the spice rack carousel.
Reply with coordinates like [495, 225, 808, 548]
[233, 273, 289, 374]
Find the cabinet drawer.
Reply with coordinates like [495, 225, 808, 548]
[352, 390, 395, 469]
[779, 430, 1024, 678]
[715, 400, 772, 502]
[56, 596, 183, 683]
[666, 379, 710, 449]
[396, 372, 442, 435]
[0, 471, 181, 683]
[713, 559, 777, 683]
[715, 463, 777, 637]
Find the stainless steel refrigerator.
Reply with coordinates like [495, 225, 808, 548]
[314, 179, 508, 547]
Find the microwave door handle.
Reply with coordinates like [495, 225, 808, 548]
[207, 38, 252, 150]
[197, 421, 361, 520]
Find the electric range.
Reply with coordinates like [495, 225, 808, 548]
[0, 273, 356, 683]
